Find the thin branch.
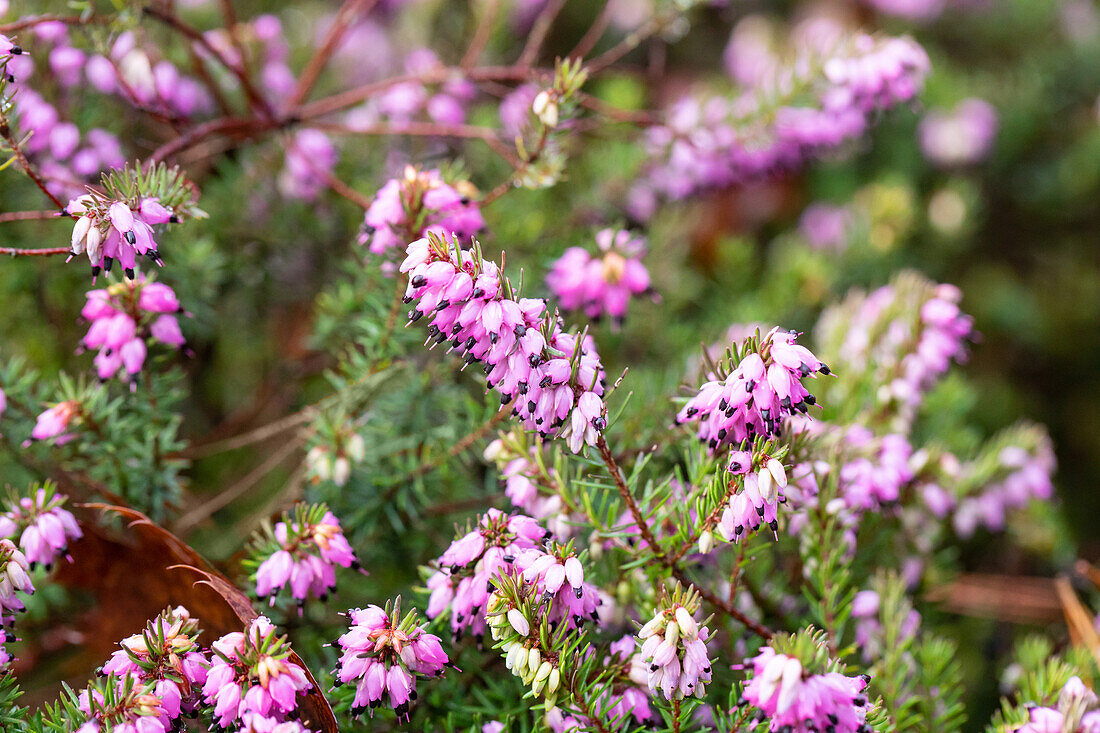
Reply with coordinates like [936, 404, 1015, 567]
[2, 133, 67, 210]
[179, 409, 312, 459]
[0, 245, 69, 257]
[586, 17, 662, 74]
[567, 0, 613, 60]
[174, 437, 303, 534]
[290, 0, 379, 107]
[0, 14, 110, 33]
[310, 120, 519, 167]
[296, 65, 542, 120]
[143, 5, 274, 119]
[460, 0, 502, 70]
[595, 435, 774, 639]
[407, 398, 518, 481]
[0, 210, 63, 223]
[517, 0, 566, 69]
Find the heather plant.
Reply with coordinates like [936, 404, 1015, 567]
[0, 1, 1096, 732]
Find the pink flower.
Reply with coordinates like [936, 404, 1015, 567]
[67, 192, 179, 279]
[2, 485, 81, 569]
[335, 598, 450, 720]
[360, 168, 484, 257]
[425, 510, 548, 639]
[403, 236, 607, 452]
[31, 400, 79, 441]
[79, 277, 188, 381]
[279, 129, 338, 201]
[250, 505, 359, 607]
[742, 646, 871, 732]
[638, 602, 711, 700]
[201, 617, 311, 728]
[677, 327, 828, 450]
[546, 229, 653, 326]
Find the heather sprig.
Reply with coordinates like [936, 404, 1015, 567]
[246, 503, 360, 609]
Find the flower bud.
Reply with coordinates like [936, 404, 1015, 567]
[698, 530, 714, 554]
[507, 608, 530, 636]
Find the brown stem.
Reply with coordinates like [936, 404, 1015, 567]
[0, 210, 63, 223]
[596, 436, 774, 639]
[2, 131, 67, 210]
[0, 14, 110, 33]
[296, 65, 542, 120]
[567, 1, 614, 60]
[460, 0, 502, 70]
[143, 5, 274, 119]
[0, 245, 69, 257]
[672, 698, 682, 733]
[596, 435, 665, 559]
[517, 0, 566, 69]
[290, 0, 380, 107]
[586, 17, 663, 74]
[671, 564, 774, 640]
[310, 120, 519, 167]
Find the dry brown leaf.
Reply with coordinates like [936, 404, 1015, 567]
[52, 503, 337, 732]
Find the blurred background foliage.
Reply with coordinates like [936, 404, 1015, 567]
[0, 0, 1098, 728]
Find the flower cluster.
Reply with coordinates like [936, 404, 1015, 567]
[638, 589, 712, 700]
[0, 539, 33, 667]
[5, 27, 127, 200]
[345, 49, 476, 128]
[0, 483, 82, 569]
[484, 432, 576, 537]
[202, 616, 312, 728]
[952, 428, 1056, 537]
[486, 571, 566, 704]
[81, 277, 187, 382]
[99, 607, 209, 726]
[546, 229, 652, 326]
[77, 677, 171, 733]
[715, 446, 790, 544]
[677, 327, 828, 450]
[360, 167, 484, 258]
[426, 509, 548, 639]
[305, 430, 366, 487]
[67, 193, 178, 280]
[816, 272, 973, 428]
[513, 543, 601, 629]
[334, 598, 449, 720]
[632, 28, 929, 213]
[742, 645, 872, 732]
[919, 98, 999, 167]
[279, 129, 338, 202]
[250, 503, 359, 608]
[1014, 676, 1100, 732]
[402, 235, 607, 452]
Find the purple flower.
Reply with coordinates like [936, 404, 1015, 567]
[918, 98, 999, 167]
[1, 485, 81, 569]
[201, 617, 311, 728]
[799, 204, 853, 251]
[425, 509, 548, 639]
[68, 193, 183, 280]
[335, 598, 450, 720]
[402, 236, 608, 452]
[546, 229, 652, 326]
[678, 327, 828, 450]
[1014, 676, 1100, 732]
[279, 129, 338, 202]
[360, 167, 484, 257]
[742, 646, 871, 732]
[79, 276, 187, 381]
[100, 607, 209, 724]
[251, 505, 359, 607]
[31, 400, 80, 442]
[638, 600, 712, 700]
